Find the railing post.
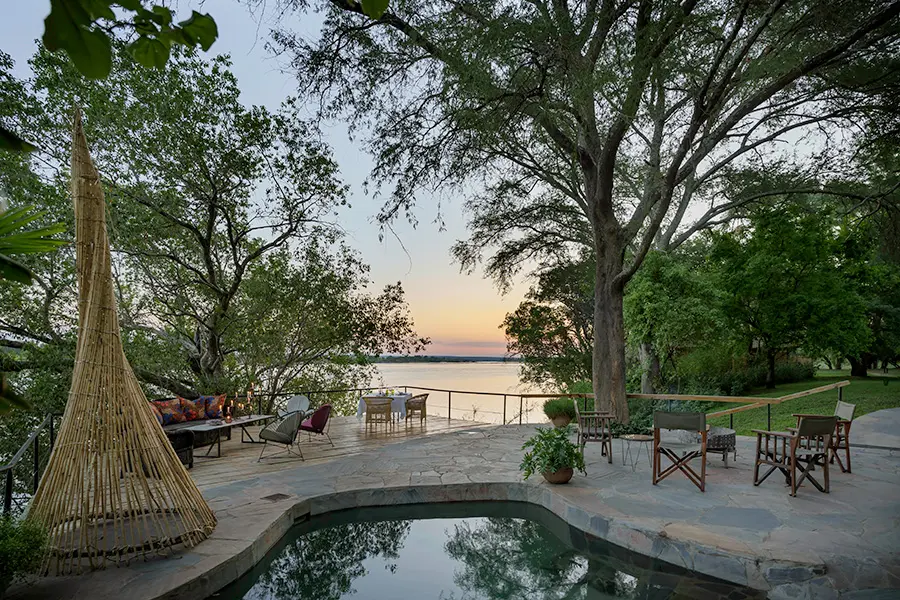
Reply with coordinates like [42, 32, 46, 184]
[839, 386, 843, 403]
[519, 396, 523, 425]
[503, 394, 507, 424]
[49, 415, 55, 449]
[33, 436, 39, 493]
[4, 470, 12, 515]
[448, 391, 452, 421]
[730, 413, 734, 429]
[767, 403, 771, 431]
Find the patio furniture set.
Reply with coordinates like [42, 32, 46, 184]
[357, 392, 430, 429]
[574, 398, 856, 497]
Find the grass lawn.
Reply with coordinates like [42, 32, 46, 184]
[706, 370, 900, 436]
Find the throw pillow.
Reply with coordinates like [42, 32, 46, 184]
[148, 402, 164, 426]
[204, 394, 226, 419]
[181, 396, 206, 421]
[153, 399, 185, 426]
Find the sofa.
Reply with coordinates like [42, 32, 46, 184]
[149, 395, 231, 451]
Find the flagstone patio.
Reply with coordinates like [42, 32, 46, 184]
[9, 419, 900, 600]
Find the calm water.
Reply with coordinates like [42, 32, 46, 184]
[214, 502, 763, 600]
[370, 362, 543, 423]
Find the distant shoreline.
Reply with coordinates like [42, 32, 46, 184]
[373, 355, 522, 363]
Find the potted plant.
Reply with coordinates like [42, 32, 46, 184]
[520, 426, 586, 484]
[543, 397, 576, 427]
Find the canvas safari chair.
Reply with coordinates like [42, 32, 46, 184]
[792, 400, 855, 473]
[754, 415, 837, 497]
[573, 398, 613, 464]
[652, 411, 708, 492]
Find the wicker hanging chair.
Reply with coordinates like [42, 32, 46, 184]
[28, 108, 216, 574]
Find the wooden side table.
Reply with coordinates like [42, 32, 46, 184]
[621, 434, 653, 471]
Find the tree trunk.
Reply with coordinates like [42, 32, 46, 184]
[822, 356, 833, 370]
[765, 348, 776, 389]
[639, 341, 660, 394]
[591, 242, 629, 422]
[847, 355, 867, 377]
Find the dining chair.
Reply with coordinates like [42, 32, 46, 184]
[405, 393, 428, 423]
[364, 396, 393, 429]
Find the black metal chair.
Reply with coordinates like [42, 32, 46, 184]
[257, 411, 305, 462]
[652, 411, 707, 492]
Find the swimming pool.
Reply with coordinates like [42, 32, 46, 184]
[213, 502, 763, 599]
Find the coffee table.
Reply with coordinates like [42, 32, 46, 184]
[188, 414, 275, 458]
[621, 434, 653, 471]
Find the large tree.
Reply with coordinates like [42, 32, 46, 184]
[269, 0, 900, 419]
[0, 47, 426, 409]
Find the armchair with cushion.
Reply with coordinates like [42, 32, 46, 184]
[300, 404, 333, 446]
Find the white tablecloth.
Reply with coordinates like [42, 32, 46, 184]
[357, 393, 412, 420]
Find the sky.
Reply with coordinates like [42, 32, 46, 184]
[0, 1, 531, 356]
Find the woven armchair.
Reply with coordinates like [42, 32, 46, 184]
[405, 393, 428, 423]
[364, 396, 393, 429]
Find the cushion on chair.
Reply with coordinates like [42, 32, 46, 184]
[148, 402, 164, 426]
[300, 404, 332, 433]
[180, 396, 206, 421]
[203, 394, 226, 419]
[153, 399, 185, 425]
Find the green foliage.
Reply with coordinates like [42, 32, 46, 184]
[504, 256, 593, 389]
[711, 200, 870, 374]
[0, 205, 67, 285]
[0, 517, 47, 593]
[519, 426, 585, 479]
[41, 1, 217, 79]
[0, 47, 426, 417]
[541, 397, 575, 420]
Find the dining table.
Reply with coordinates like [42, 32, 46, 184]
[356, 392, 413, 422]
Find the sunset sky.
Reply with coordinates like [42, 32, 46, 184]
[1, 2, 531, 357]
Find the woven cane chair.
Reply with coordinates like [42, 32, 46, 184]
[652, 411, 707, 492]
[364, 396, 393, 429]
[792, 400, 855, 473]
[573, 399, 613, 464]
[258, 410, 305, 462]
[754, 415, 837, 497]
[405, 393, 428, 423]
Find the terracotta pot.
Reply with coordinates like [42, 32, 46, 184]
[550, 415, 572, 428]
[542, 467, 574, 484]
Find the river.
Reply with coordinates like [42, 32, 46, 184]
[369, 362, 546, 424]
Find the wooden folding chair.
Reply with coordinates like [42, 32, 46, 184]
[652, 411, 707, 492]
[754, 415, 837, 497]
[573, 399, 613, 464]
[792, 400, 855, 473]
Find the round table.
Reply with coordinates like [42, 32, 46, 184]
[621, 434, 653, 471]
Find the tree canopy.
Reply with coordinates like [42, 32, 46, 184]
[269, 0, 900, 420]
[0, 47, 427, 418]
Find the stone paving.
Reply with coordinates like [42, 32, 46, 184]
[852, 407, 900, 450]
[9, 425, 900, 600]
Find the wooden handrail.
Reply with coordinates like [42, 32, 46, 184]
[707, 402, 765, 418]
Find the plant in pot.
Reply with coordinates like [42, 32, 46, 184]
[542, 397, 576, 428]
[520, 426, 586, 484]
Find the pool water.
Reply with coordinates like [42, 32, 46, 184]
[212, 502, 763, 600]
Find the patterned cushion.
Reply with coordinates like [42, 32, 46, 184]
[148, 402, 164, 426]
[180, 396, 206, 421]
[153, 399, 185, 426]
[203, 394, 226, 419]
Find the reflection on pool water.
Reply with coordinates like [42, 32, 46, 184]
[213, 502, 763, 600]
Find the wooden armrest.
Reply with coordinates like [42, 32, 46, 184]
[752, 429, 794, 438]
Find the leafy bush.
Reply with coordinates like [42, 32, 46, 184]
[0, 517, 46, 593]
[542, 397, 576, 420]
[520, 426, 586, 479]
